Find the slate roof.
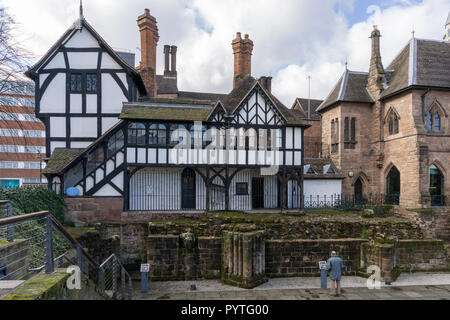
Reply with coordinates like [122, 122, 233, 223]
[293, 98, 323, 120]
[316, 70, 374, 112]
[381, 39, 450, 98]
[303, 158, 345, 179]
[178, 91, 228, 102]
[43, 148, 84, 174]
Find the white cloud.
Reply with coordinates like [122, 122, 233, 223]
[1, 0, 448, 106]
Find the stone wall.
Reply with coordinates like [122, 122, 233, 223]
[146, 234, 222, 280]
[397, 207, 450, 241]
[0, 239, 29, 280]
[361, 239, 449, 281]
[65, 197, 123, 226]
[266, 239, 365, 277]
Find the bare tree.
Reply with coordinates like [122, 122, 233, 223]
[0, 7, 42, 176]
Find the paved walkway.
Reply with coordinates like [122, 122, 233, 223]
[133, 273, 450, 300]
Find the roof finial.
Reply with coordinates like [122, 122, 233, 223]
[80, 0, 84, 19]
[345, 59, 348, 70]
[411, 26, 415, 39]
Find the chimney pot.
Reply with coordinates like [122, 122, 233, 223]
[236, 32, 241, 39]
[145, 8, 150, 14]
[245, 34, 249, 39]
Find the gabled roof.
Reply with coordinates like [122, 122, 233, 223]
[25, 17, 147, 96]
[293, 98, 323, 120]
[43, 148, 84, 174]
[220, 75, 308, 126]
[316, 70, 374, 112]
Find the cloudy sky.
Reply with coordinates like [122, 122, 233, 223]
[1, 0, 449, 106]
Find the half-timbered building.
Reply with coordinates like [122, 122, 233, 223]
[30, 8, 314, 213]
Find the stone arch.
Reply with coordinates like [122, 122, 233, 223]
[430, 159, 447, 175]
[351, 171, 370, 186]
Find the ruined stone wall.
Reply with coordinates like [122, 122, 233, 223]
[361, 239, 449, 281]
[265, 239, 365, 277]
[146, 234, 222, 280]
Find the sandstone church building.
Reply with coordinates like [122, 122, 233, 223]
[317, 15, 450, 208]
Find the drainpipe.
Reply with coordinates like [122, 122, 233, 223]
[421, 88, 430, 124]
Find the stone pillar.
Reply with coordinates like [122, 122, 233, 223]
[222, 230, 267, 288]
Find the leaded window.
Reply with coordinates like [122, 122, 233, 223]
[149, 124, 166, 145]
[107, 129, 124, 157]
[70, 74, 82, 93]
[86, 74, 98, 93]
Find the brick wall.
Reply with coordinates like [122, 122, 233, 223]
[265, 239, 365, 277]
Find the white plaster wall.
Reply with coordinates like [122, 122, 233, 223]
[70, 94, 82, 113]
[102, 118, 120, 134]
[304, 179, 342, 201]
[44, 52, 66, 69]
[40, 73, 65, 113]
[71, 141, 91, 149]
[101, 74, 127, 113]
[86, 94, 97, 113]
[67, 52, 98, 69]
[94, 184, 121, 197]
[50, 117, 66, 138]
[50, 141, 66, 153]
[65, 29, 100, 48]
[101, 53, 122, 69]
[70, 117, 97, 137]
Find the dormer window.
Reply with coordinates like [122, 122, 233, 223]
[323, 164, 335, 174]
[304, 164, 316, 174]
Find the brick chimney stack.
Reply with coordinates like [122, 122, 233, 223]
[368, 25, 385, 99]
[232, 32, 254, 88]
[137, 8, 159, 97]
[170, 46, 177, 76]
[164, 45, 170, 74]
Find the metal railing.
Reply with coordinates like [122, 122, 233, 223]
[304, 194, 401, 210]
[99, 254, 133, 300]
[0, 202, 132, 299]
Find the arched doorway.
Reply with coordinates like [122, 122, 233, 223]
[354, 178, 363, 203]
[386, 166, 400, 205]
[429, 165, 445, 206]
[181, 168, 196, 209]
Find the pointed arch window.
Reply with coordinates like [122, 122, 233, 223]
[426, 101, 445, 133]
[386, 109, 400, 136]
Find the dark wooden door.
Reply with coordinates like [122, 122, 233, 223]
[354, 178, 363, 203]
[252, 178, 264, 209]
[181, 168, 196, 209]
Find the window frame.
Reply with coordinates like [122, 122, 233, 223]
[235, 182, 249, 196]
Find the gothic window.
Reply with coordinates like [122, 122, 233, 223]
[434, 113, 440, 132]
[128, 122, 146, 145]
[70, 74, 82, 93]
[344, 117, 356, 149]
[387, 111, 400, 136]
[331, 119, 338, 153]
[86, 74, 98, 93]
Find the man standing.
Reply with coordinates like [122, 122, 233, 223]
[327, 251, 344, 297]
